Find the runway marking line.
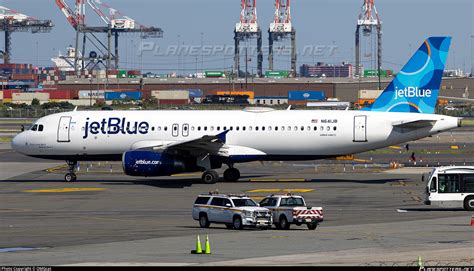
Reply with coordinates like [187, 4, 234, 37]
[389, 146, 402, 150]
[249, 178, 306, 182]
[450, 145, 459, 149]
[171, 172, 201, 177]
[246, 189, 314, 193]
[45, 165, 67, 173]
[23, 188, 106, 193]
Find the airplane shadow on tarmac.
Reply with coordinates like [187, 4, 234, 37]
[306, 178, 408, 184]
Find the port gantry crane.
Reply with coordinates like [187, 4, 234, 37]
[234, 0, 263, 78]
[0, 6, 53, 64]
[55, 0, 163, 74]
[355, 0, 382, 79]
[268, 0, 296, 77]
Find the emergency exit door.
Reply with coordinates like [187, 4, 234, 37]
[353, 115, 367, 142]
[57, 116, 72, 142]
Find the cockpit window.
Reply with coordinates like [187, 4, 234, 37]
[38, 125, 44, 132]
[31, 125, 38, 131]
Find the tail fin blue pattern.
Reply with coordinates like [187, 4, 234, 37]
[361, 37, 451, 114]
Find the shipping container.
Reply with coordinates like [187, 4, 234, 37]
[105, 91, 142, 101]
[265, 70, 289, 78]
[359, 89, 383, 99]
[79, 90, 106, 99]
[205, 71, 225, 78]
[12, 92, 49, 102]
[216, 91, 255, 99]
[151, 90, 189, 100]
[118, 70, 128, 78]
[288, 90, 326, 101]
[254, 96, 288, 105]
[157, 99, 189, 105]
[363, 69, 393, 78]
[42, 90, 78, 100]
[188, 89, 203, 98]
[1, 89, 21, 99]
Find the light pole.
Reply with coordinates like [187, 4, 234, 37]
[177, 35, 181, 77]
[200, 32, 204, 73]
[88, 75, 93, 107]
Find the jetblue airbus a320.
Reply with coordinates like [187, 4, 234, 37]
[12, 37, 460, 184]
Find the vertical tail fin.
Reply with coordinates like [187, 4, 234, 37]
[361, 37, 451, 114]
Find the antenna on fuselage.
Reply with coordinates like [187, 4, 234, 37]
[286, 105, 292, 110]
[73, 106, 78, 111]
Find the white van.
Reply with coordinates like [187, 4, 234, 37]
[424, 166, 474, 210]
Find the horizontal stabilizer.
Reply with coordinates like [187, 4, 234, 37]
[392, 119, 437, 129]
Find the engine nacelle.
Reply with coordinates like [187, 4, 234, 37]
[122, 151, 187, 177]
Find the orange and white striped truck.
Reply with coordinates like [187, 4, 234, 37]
[259, 194, 323, 230]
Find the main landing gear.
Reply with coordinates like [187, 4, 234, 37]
[64, 161, 77, 182]
[200, 166, 241, 184]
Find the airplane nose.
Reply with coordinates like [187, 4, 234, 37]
[11, 133, 24, 153]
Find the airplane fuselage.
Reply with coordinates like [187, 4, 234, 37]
[12, 109, 460, 162]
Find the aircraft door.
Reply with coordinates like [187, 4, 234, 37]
[353, 115, 367, 142]
[57, 116, 72, 142]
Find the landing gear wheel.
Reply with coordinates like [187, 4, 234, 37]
[223, 168, 240, 182]
[202, 170, 219, 184]
[65, 160, 78, 182]
[64, 173, 77, 182]
[278, 215, 290, 230]
[307, 222, 318, 230]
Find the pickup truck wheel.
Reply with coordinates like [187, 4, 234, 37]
[233, 216, 243, 230]
[464, 196, 474, 211]
[199, 214, 210, 228]
[279, 215, 290, 230]
[307, 222, 318, 230]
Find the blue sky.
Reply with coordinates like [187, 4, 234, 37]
[1, 0, 473, 74]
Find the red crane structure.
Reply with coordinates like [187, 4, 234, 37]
[0, 6, 53, 64]
[234, 0, 263, 78]
[355, 0, 382, 79]
[55, 0, 163, 74]
[268, 0, 296, 77]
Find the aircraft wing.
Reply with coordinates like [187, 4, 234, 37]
[392, 119, 437, 129]
[131, 131, 230, 156]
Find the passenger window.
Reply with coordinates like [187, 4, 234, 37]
[268, 126, 272, 131]
[430, 177, 437, 192]
[190, 127, 194, 131]
[333, 126, 337, 131]
[294, 126, 297, 131]
[158, 126, 162, 131]
[320, 126, 324, 131]
[249, 126, 252, 131]
[236, 126, 240, 131]
[300, 126, 304, 131]
[204, 127, 208, 131]
[223, 199, 232, 207]
[243, 126, 246, 131]
[463, 175, 474, 192]
[288, 126, 291, 131]
[224, 126, 227, 130]
[194, 196, 210, 205]
[262, 126, 266, 131]
[307, 126, 310, 131]
[280, 198, 288, 206]
[164, 127, 168, 131]
[210, 126, 214, 131]
[210, 197, 224, 206]
[260, 198, 277, 207]
[255, 126, 259, 131]
[438, 174, 460, 193]
[314, 126, 317, 131]
[198, 127, 201, 131]
[230, 126, 233, 131]
[275, 126, 278, 131]
[327, 126, 330, 131]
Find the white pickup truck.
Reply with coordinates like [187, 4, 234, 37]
[259, 194, 323, 230]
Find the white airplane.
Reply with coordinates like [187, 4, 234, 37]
[12, 37, 460, 184]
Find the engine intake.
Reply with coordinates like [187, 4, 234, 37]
[122, 151, 186, 177]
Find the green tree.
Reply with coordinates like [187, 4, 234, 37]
[31, 98, 40, 106]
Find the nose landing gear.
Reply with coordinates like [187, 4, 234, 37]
[64, 161, 77, 182]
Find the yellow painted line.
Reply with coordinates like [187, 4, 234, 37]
[246, 189, 314, 193]
[249, 178, 306, 182]
[335, 155, 354, 161]
[283, 189, 314, 193]
[171, 172, 201, 177]
[45, 165, 67, 173]
[450, 145, 459, 149]
[247, 189, 281, 193]
[389, 146, 402, 150]
[23, 188, 106, 193]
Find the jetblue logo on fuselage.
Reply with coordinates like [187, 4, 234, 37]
[83, 117, 150, 139]
[394, 86, 432, 100]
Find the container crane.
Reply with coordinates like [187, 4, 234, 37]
[268, 0, 296, 77]
[0, 6, 54, 64]
[55, 0, 163, 74]
[355, 0, 382, 79]
[234, 0, 263, 78]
